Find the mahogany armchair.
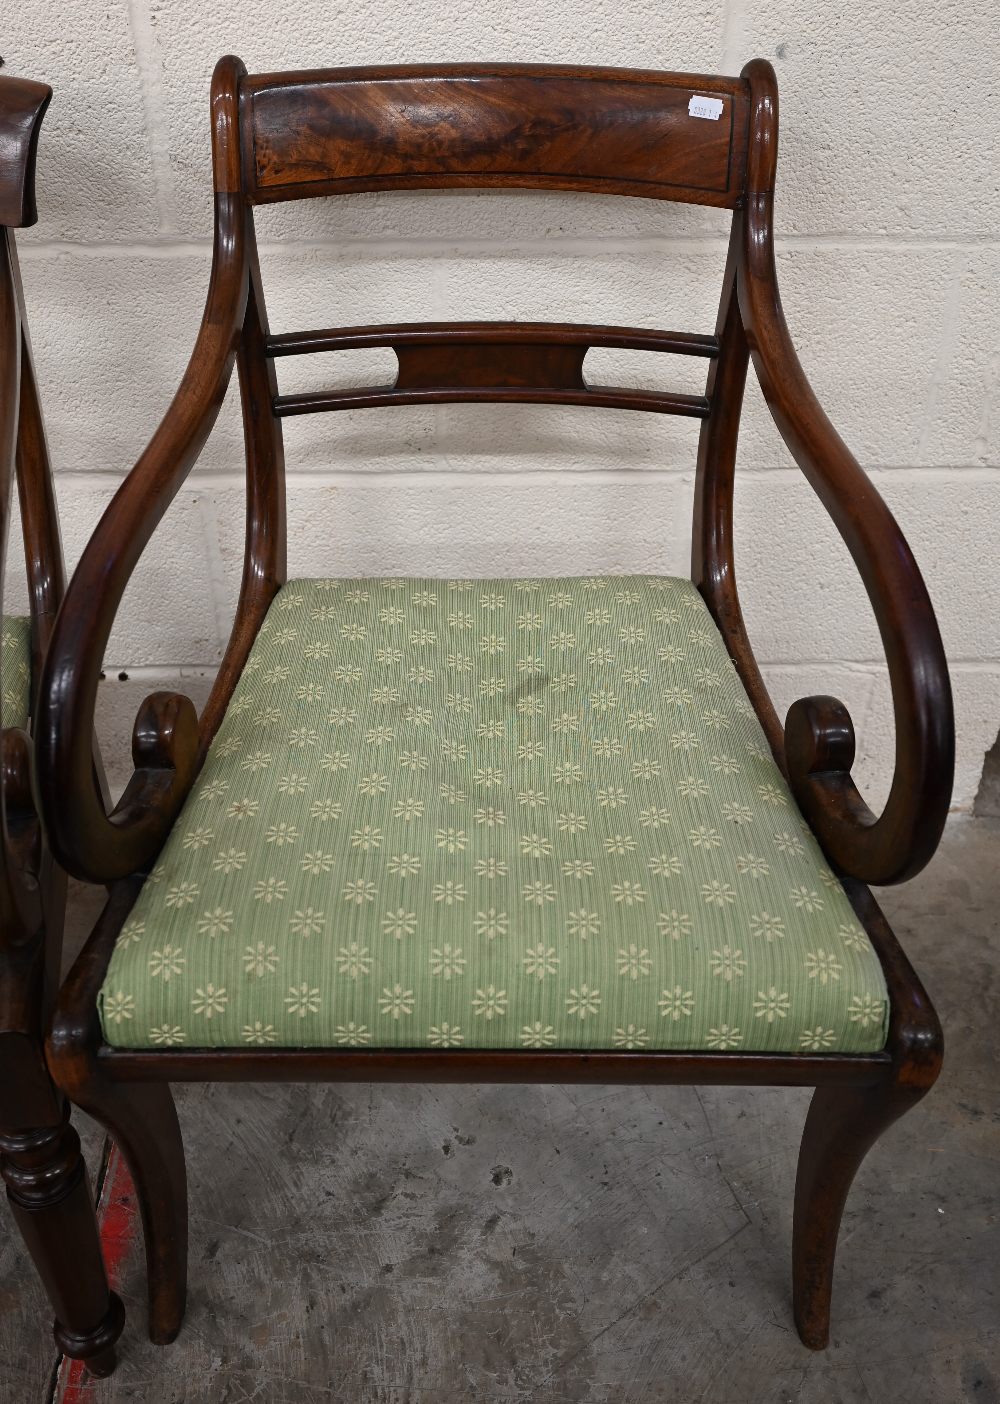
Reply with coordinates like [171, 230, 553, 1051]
[37, 57, 953, 1370]
[0, 74, 122, 1375]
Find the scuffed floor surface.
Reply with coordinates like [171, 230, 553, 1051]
[2, 819, 997, 1403]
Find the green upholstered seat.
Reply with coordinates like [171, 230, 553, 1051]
[1, 614, 31, 732]
[99, 578, 889, 1054]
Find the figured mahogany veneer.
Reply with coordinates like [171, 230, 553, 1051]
[34, 56, 952, 1369]
[245, 66, 747, 205]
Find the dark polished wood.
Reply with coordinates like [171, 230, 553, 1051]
[101, 1048, 890, 1084]
[35, 184, 249, 883]
[37, 55, 951, 1360]
[274, 382, 711, 417]
[794, 1077, 934, 1348]
[736, 61, 953, 885]
[792, 877, 942, 1348]
[245, 64, 748, 206]
[198, 198, 285, 756]
[1, 1113, 125, 1375]
[0, 76, 51, 228]
[266, 321, 721, 359]
[270, 319, 719, 418]
[0, 76, 123, 1375]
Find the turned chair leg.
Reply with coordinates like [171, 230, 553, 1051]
[0, 1108, 124, 1376]
[792, 1073, 935, 1349]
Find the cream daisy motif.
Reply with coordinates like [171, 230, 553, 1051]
[148, 946, 185, 981]
[521, 1022, 556, 1048]
[522, 944, 560, 979]
[707, 1024, 742, 1049]
[149, 1024, 186, 1046]
[244, 943, 279, 977]
[429, 945, 467, 980]
[92, 578, 889, 1054]
[289, 907, 324, 937]
[285, 984, 321, 1017]
[657, 910, 692, 941]
[429, 1023, 464, 1047]
[614, 1024, 649, 1049]
[473, 909, 508, 940]
[658, 987, 694, 1020]
[382, 909, 416, 940]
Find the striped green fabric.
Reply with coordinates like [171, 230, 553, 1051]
[99, 577, 889, 1054]
[1, 614, 31, 732]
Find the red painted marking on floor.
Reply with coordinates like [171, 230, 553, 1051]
[52, 1140, 138, 1403]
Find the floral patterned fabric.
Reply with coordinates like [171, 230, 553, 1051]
[1, 614, 31, 732]
[99, 577, 889, 1054]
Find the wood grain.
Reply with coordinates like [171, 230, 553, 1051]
[248, 65, 747, 205]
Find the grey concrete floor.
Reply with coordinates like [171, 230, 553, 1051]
[1, 819, 997, 1403]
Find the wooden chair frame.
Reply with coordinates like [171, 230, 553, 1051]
[0, 74, 123, 1376]
[35, 57, 953, 1364]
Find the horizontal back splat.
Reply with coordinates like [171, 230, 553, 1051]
[267, 321, 719, 417]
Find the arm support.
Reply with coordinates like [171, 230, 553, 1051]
[738, 190, 954, 884]
[34, 195, 249, 883]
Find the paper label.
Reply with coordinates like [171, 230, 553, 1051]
[688, 95, 724, 121]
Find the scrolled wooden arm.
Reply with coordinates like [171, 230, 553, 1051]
[34, 187, 249, 883]
[0, 74, 52, 228]
[733, 60, 954, 885]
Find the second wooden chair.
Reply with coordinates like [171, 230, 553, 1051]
[0, 72, 123, 1375]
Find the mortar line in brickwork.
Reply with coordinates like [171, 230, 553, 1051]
[197, 487, 247, 651]
[123, 0, 178, 234]
[916, 251, 965, 462]
[720, 0, 750, 74]
[761, 660, 1000, 674]
[17, 234, 1000, 261]
[45, 465, 1000, 488]
[973, 348, 1000, 463]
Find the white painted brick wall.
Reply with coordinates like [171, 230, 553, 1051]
[4, 1, 998, 816]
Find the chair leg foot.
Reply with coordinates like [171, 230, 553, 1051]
[54, 1291, 126, 1373]
[792, 1075, 932, 1349]
[0, 1110, 125, 1374]
[83, 1341, 120, 1378]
